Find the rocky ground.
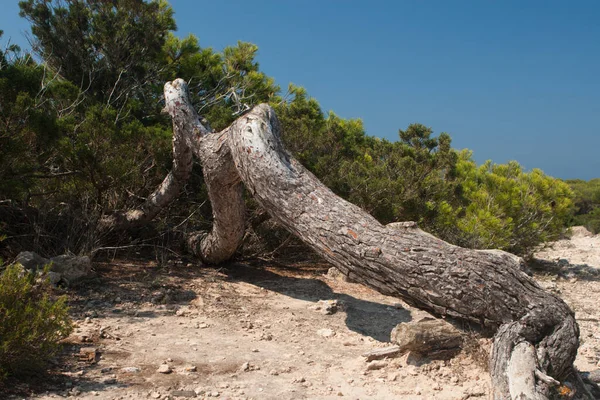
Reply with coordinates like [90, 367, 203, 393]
[3, 228, 600, 400]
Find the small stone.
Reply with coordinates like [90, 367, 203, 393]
[317, 328, 336, 338]
[78, 347, 97, 362]
[121, 366, 141, 373]
[251, 348, 259, 352]
[157, 364, 172, 374]
[269, 369, 279, 376]
[450, 376, 459, 384]
[150, 392, 161, 399]
[240, 362, 250, 372]
[366, 360, 388, 371]
[414, 386, 422, 395]
[183, 365, 197, 372]
[315, 300, 340, 315]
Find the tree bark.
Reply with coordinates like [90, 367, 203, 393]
[100, 80, 245, 264]
[145, 79, 588, 399]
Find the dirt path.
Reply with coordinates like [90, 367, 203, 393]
[6, 228, 600, 400]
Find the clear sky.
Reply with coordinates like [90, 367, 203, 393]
[1, 1, 599, 180]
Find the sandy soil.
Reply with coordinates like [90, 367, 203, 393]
[4, 228, 600, 400]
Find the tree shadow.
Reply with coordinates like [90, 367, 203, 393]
[529, 258, 600, 282]
[223, 260, 412, 342]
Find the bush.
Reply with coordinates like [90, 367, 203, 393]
[566, 178, 600, 234]
[0, 263, 72, 380]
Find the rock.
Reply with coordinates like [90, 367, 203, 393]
[366, 360, 387, 371]
[14, 251, 49, 270]
[78, 347, 98, 362]
[240, 362, 250, 372]
[315, 300, 341, 315]
[183, 365, 197, 372]
[571, 226, 593, 238]
[46, 254, 92, 282]
[14, 251, 92, 284]
[120, 367, 140, 373]
[150, 392, 162, 399]
[157, 364, 172, 374]
[317, 328, 336, 338]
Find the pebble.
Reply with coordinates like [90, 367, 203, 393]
[120, 366, 140, 373]
[317, 328, 336, 338]
[157, 364, 172, 374]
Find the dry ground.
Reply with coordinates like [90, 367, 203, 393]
[3, 229, 600, 400]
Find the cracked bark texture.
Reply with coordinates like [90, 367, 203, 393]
[123, 79, 587, 399]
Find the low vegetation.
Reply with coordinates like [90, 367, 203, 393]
[566, 178, 600, 234]
[0, 263, 72, 380]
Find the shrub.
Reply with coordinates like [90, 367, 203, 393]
[0, 263, 72, 380]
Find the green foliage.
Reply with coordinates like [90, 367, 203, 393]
[566, 178, 600, 233]
[0, 37, 60, 200]
[19, 0, 176, 113]
[0, 2, 575, 259]
[276, 87, 572, 255]
[449, 155, 573, 254]
[0, 263, 73, 379]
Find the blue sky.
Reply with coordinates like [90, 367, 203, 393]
[2, 1, 599, 180]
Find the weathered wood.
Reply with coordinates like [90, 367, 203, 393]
[361, 345, 402, 361]
[158, 80, 586, 399]
[163, 80, 245, 264]
[390, 318, 464, 354]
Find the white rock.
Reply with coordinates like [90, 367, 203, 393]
[157, 364, 172, 374]
[317, 328, 336, 338]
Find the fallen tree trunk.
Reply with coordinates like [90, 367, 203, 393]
[145, 79, 588, 399]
